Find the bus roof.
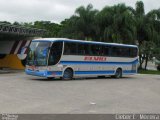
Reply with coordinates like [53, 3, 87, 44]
[33, 38, 138, 48]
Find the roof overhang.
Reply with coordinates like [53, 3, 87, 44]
[0, 22, 46, 41]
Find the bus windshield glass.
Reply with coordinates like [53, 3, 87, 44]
[27, 41, 51, 66]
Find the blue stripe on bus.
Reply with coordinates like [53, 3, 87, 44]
[47, 71, 62, 76]
[60, 59, 138, 65]
[46, 70, 137, 75]
[25, 69, 47, 77]
[75, 70, 114, 75]
[25, 69, 63, 77]
[25, 69, 137, 77]
[74, 70, 136, 75]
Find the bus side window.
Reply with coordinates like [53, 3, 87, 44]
[103, 46, 110, 56]
[64, 42, 77, 55]
[130, 48, 137, 57]
[91, 45, 100, 56]
[91, 45, 96, 56]
[118, 47, 123, 57]
[88, 45, 93, 55]
[113, 47, 125, 57]
[123, 47, 130, 57]
[64, 43, 70, 55]
[77, 43, 85, 55]
[84, 44, 90, 55]
[98, 45, 103, 56]
[112, 47, 118, 57]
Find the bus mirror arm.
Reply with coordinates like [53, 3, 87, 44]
[20, 46, 29, 55]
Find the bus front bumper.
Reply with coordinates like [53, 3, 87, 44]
[25, 69, 62, 78]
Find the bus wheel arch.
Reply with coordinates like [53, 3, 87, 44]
[113, 67, 123, 78]
[62, 67, 74, 80]
[21, 58, 27, 67]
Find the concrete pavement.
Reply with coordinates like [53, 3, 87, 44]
[0, 72, 160, 113]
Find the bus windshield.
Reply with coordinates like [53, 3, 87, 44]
[27, 41, 51, 66]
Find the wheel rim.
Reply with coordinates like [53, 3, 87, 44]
[63, 69, 73, 80]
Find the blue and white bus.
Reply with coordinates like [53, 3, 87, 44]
[25, 38, 138, 79]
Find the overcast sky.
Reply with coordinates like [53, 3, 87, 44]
[0, 0, 159, 24]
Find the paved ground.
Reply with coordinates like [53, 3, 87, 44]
[0, 71, 160, 113]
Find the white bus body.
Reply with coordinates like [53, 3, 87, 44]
[25, 38, 138, 79]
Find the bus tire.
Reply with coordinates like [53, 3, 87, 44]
[157, 65, 160, 71]
[62, 68, 73, 80]
[21, 58, 27, 67]
[47, 77, 54, 80]
[113, 68, 122, 78]
[98, 76, 106, 78]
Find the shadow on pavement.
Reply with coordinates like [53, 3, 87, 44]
[0, 68, 24, 74]
[29, 76, 135, 82]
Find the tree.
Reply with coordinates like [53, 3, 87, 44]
[75, 4, 98, 40]
[58, 4, 98, 40]
[59, 17, 85, 39]
[34, 21, 61, 37]
[96, 4, 136, 44]
[130, 1, 160, 70]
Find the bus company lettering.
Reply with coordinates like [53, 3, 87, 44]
[84, 56, 107, 61]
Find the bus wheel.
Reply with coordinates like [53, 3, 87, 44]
[47, 77, 54, 80]
[157, 65, 160, 71]
[63, 68, 73, 80]
[21, 58, 26, 67]
[114, 68, 122, 78]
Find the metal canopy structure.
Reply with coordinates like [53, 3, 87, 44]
[0, 22, 46, 41]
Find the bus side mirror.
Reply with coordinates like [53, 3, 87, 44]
[20, 46, 28, 55]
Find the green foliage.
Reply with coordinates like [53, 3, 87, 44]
[59, 4, 98, 40]
[135, 1, 145, 17]
[138, 69, 160, 75]
[96, 4, 136, 43]
[33, 21, 61, 37]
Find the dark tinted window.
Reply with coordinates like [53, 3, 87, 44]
[83, 44, 90, 55]
[63, 42, 77, 55]
[112, 47, 120, 57]
[130, 48, 138, 57]
[48, 42, 63, 65]
[90, 45, 103, 56]
[111, 46, 137, 57]
[77, 43, 84, 55]
[122, 47, 130, 57]
[64, 42, 90, 55]
[63, 41, 138, 57]
[102, 46, 110, 56]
